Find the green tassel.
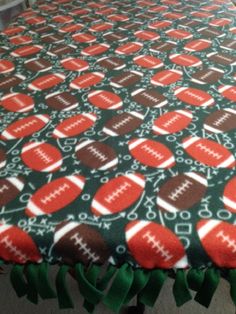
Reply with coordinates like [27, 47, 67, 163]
[56, 265, 74, 309]
[83, 264, 117, 314]
[97, 265, 116, 291]
[187, 268, 204, 291]
[228, 269, 236, 306]
[82, 265, 101, 313]
[124, 268, 150, 304]
[10, 265, 28, 297]
[173, 269, 192, 306]
[38, 262, 56, 299]
[138, 269, 167, 307]
[75, 263, 104, 305]
[25, 264, 39, 304]
[195, 268, 220, 308]
[103, 264, 134, 313]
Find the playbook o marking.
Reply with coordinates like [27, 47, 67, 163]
[12, 157, 21, 163]
[164, 212, 177, 220]
[78, 213, 88, 220]
[198, 210, 212, 218]
[217, 209, 232, 220]
[166, 135, 177, 142]
[81, 194, 90, 201]
[100, 177, 109, 183]
[19, 193, 32, 203]
[180, 211, 191, 220]
[12, 149, 20, 156]
[146, 211, 157, 220]
[123, 155, 132, 161]
[176, 157, 184, 163]
[116, 245, 126, 254]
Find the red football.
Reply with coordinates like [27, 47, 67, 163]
[125, 220, 187, 269]
[88, 90, 123, 110]
[166, 28, 192, 39]
[59, 23, 83, 33]
[153, 110, 192, 135]
[223, 176, 236, 213]
[10, 45, 42, 57]
[60, 57, 89, 71]
[128, 138, 175, 168]
[28, 73, 65, 91]
[197, 219, 236, 267]
[133, 55, 164, 69]
[0, 176, 25, 206]
[52, 15, 74, 24]
[45, 91, 79, 111]
[0, 149, 6, 169]
[0, 59, 15, 74]
[2, 25, 25, 36]
[170, 54, 202, 67]
[72, 32, 96, 43]
[0, 224, 41, 263]
[25, 16, 46, 25]
[25, 175, 85, 216]
[115, 42, 143, 55]
[184, 39, 212, 51]
[134, 30, 160, 41]
[53, 221, 110, 265]
[1, 114, 49, 140]
[148, 20, 172, 29]
[157, 172, 208, 212]
[75, 140, 118, 171]
[204, 109, 236, 133]
[174, 87, 215, 107]
[151, 69, 182, 86]
[103, 111, 144, 136]
[52, 113, 97, 138]
[91, 173, 145, 215]
[209, 18, 231, 27]
[70, 72, 104, 89]
[21, 141, 63, 172]
[218, 85, 236, 102]
[108, 14, 129, 22]
[0, 93, 34, 112]
[81, 44, 110, 56]
[9, 35, 32, 45]
[89, 22, 113, 32]
[182, 136, 235, 168]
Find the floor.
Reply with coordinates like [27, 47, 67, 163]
[0, 266, 235, 314]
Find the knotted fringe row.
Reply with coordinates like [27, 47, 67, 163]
[9, 263, 236, 312]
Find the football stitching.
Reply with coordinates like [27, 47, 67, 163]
[63, 117, 86, 132]
[162, 114, 181, 128]
[142, 231, 173, 261]
[213, 112, 231, 127]
[32, 60, 47, 69]
[70, 232, 100, 262]
[0, 184, 9, 194]
[96, 93, 114, 105]
[215, 54, 233, 63]
[0, 77, 17, 87]
[37, 76, 58, 87]
[168, 179, 193, 201]
[140, 144, 164, 161]
[141, 57, 157, 66]
[139, 91, 159, 103]
[12, 119, 39, 134]
[195, 143, 223, 160]
[183, 90, 206, 102]
[10, 96, 28, 108]
[40, 183, 70, 205]
[54, 95, 70, 106]
[0, 235, 28, 262]
[216, 230, 236, 253]
[116, 73, 136, 84]
[75, 74, 98, 86]
[86, 146, 108, 162]
[104, 181, 131, 203]
[113, 116, 133, 130]
[156, 71, 175, 83]
[34, 147, 53, 164]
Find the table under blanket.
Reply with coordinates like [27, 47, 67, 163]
[0, 0, 236, 312]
